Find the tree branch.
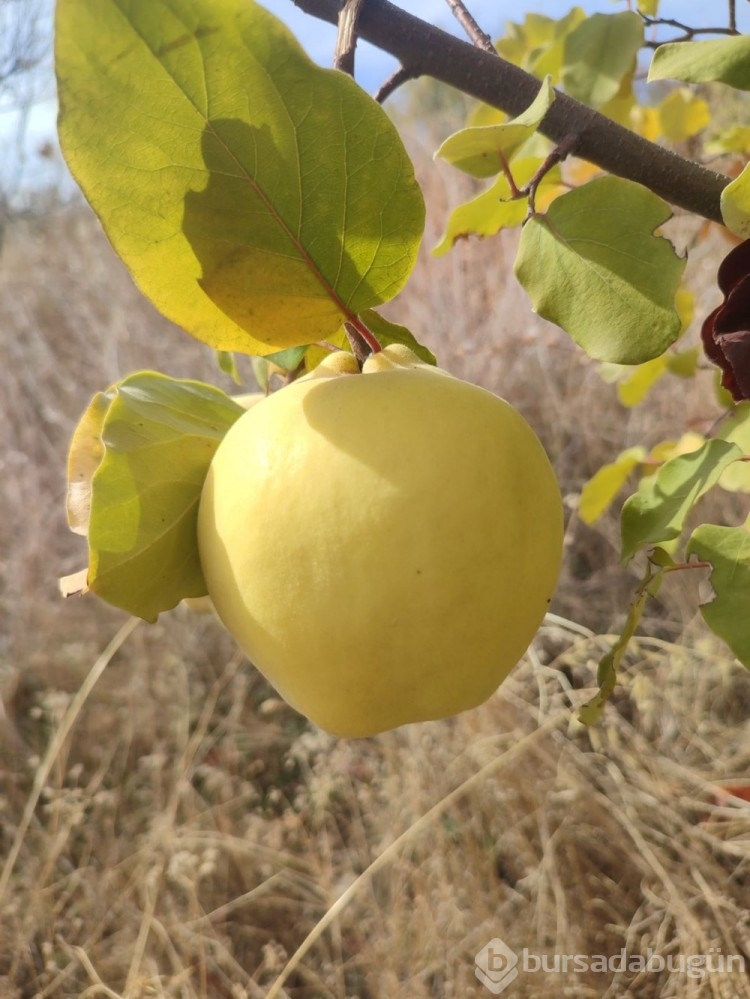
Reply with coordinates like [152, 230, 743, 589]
[334, 0, 366, 75]
[443, 0, 495, 53]
[291, 0, 729, 224]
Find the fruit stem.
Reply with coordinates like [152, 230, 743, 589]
[344, 319, 382, 365]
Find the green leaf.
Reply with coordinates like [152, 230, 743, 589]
[361, 311, 437, 366]
[649, 35, 750, 90]
[718, 402, 750, 492]
[435, 77, 555, 178]
[562, 12, 643, 108]
[515, 176, 686, 364]
[250, 345, 308, 393]
[666, 347, 699, 378]
[687, 520, 750, 668]
[579, 446, 646, 524]
[65, 372, 245, 621]
[216, 351, 241, 385]
[721, 163, 750, 239]
[433, 158, 562, 257]
[56, 0, 424, 355]
[620, 439, 742, 562]
[265, 346, 309, 373]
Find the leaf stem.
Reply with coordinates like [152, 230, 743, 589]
[662, 559, 712, 572]
[521, 132, 579, 214]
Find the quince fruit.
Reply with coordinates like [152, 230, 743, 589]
[198, 345, 563, 737]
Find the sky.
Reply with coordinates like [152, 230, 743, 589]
[1, 0, 749, 208]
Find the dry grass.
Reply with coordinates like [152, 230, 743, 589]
[1, 142, 750, 998]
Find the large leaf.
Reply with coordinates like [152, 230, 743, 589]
[649, 35, 750, 91]
[620, 439, 741, 562]
[515, 176, 686, 364]
[63, 372, 245, 621]
[434, 77, 555, 178]
[687, 521, 750, 669]
[56, 0, 425, 355]
[562, 12, 643, 108]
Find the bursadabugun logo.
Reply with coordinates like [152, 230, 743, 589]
[474, 940, 746, 993]
[474, 937, 519, 994]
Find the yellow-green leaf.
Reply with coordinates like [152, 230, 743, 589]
[562, 12, 643, 108]
[56, 0, 424, 355]
[658, 88, 710, 143]
[718, 402, 750, 492]
[435, 77, 555, 178]
[67, 372, 245, 621]
[721, 163, 750, 238]
[649, 35, 750, 90]
[687, 519, 750, 669]
[643, 433, 705, 474]
[666, 347, 699, 378]
[579, 446, 647, 524]
[433, 158, 562, 256]
[620, 439, 741, 562]
[515, 176, 686, 364]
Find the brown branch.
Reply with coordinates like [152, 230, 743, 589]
[334, 0, 367, 75]
[290, 0, 730, 224]
[640, 14, 739, 47]
[443, 0, 495, 53]
[374, 65, 419, 103]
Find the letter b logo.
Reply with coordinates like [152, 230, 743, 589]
[475, 938, 519, 994]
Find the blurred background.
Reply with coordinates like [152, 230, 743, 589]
[2, 2, 750, 996]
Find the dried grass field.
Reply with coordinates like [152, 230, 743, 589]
[1, 141, 750, 998]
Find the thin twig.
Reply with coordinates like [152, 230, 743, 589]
[443, 0, 495, 53]
[334, 0, 367, 75]
[374, 64, 419, 103]
[522, 132, 580, 214]
[640, 13, 740, 47]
